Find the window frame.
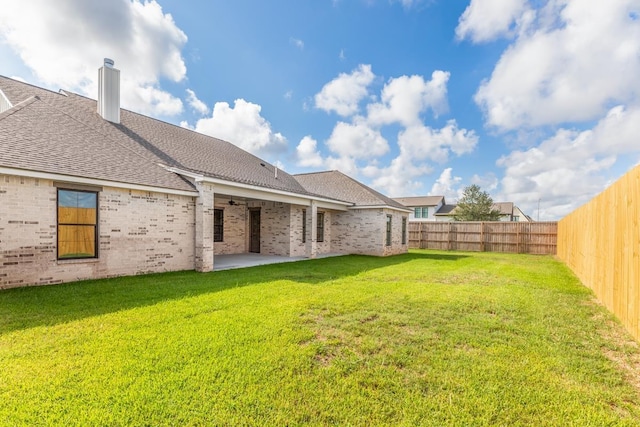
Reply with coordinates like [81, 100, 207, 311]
[214, 208, 224, 242]
[57, 188, 99, 260]
[402, 217, 407, 245]
[302, 209, 307, 243]
[317, 212, 325, 243]
[386, 214, 392, 246]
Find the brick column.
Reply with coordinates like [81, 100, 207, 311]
[194, 181, 214, 272]
[305, 200, 317, 259]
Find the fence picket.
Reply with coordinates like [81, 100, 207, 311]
[408, 221, 557, 255]
[557, 164, 640, 342]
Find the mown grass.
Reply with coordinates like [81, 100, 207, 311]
[1, 250, 639, 426]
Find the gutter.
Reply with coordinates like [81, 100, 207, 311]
[0, 166, 199, 197]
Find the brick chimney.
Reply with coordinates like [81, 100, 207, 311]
[97, 58, 120, 124]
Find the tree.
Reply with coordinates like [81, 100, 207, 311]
[452, 185, 502, 221]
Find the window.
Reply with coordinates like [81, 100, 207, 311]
[57, 189, 98, 259]
[317, 212, 324, 242]
[214, 209, 224, 242]
[402, 217, 407, 245]
[414, 207, 429, 219]
[302, 209, 307, 243]
[386, 215, 392, 246]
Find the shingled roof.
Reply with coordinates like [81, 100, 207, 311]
[0, 76, 311, 195]
[392, 195, 444, 207]
[294, 170, 409, 210]
[434, 202, 514, 216]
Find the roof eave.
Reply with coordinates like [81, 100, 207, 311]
[164, 165, 353, 208]
[351, 204, 412, 213]
[0, 166, 199, 197]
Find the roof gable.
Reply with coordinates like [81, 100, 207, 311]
[0, 76, 309, 195]
[0, 94, 194, 192]
[392, 195, 444, 207]
[294, 170, 409, 210]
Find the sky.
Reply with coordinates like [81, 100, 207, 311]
[1, 0, 639, 220]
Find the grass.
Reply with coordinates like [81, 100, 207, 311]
[1, 250, 639, 426]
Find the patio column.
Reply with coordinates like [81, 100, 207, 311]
[305, 200, 317, 259]
[194, 180, 214, 272]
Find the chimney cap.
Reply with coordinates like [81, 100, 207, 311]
[104, 58, 115, 68]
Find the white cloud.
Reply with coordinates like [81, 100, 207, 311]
[470, 173, 499, 192]
[0, 0, 187, 116]
[364, 156, 432, 197]
[296, 136, 325, 168]
[358, 121, 477, 197]
[185, 89, 209, 115]
[396, 120, 478, 163]
[290, 37, 304, 50]
[326, 120, 389, 159]
[127, 83, 184, 116]
[194, 99, 287, 158]
[325, 156, 359, 176]
[497, 104, 640, 219]
[474, 0, 640, 130]
[314, 64, 375, 117]
[301, 65, 477, 199]
[367, 71, 450, 126]
[430, 168, 463, 201]
[456, 0, 531, 43]
[284, 90, 293, 100]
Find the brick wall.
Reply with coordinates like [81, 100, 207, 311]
[213, 201, 246, 255]
[260, 202, 291, 256]
[0, 173, 410, 289]
[331, 208, 408, 256]
[382, 209, 409, 256]
[317, 210, 332, 255]
[290, 206, 306, 257]
[0, 174, 195, 289]
[289, 206, 334, 257]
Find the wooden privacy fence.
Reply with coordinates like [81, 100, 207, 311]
[408, 221, 557, 255]
[557, 164, 640, 342]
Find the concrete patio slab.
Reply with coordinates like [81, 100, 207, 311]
[214, 253, 342, 271]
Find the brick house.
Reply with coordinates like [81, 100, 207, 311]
[0, 60, 410, 289]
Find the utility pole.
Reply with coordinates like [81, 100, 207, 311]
[537, 198, 541, 222]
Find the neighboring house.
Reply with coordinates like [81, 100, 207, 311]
[433, 202, 532, 222]
[0, 60, 410, 289]
[391, 196, 444, 222]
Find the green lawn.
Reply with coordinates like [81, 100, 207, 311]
[1, 250, 639, 426]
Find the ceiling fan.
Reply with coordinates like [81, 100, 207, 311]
[228, 197, 245, 206]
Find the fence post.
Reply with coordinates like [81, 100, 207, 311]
[411, 221, 556, 254]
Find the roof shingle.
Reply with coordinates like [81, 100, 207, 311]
[0, 76, 312, 195]
[294, 170, 409, 210]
